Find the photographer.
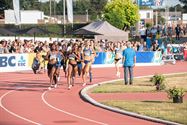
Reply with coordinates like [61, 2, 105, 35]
[32, 52, 43, 74]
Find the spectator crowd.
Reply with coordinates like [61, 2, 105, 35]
[1, 23, 187, 55]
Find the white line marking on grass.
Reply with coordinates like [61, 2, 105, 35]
[41, 91, 108, 125]
[0, 90, 42, 125]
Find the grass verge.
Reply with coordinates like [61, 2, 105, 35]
[91, 73, 187, 93]
[101, 100, 187, 124]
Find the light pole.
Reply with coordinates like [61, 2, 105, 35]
[54, 0, 56, 18]
[86, 9, 88, 22]
[50, 0, 51, 18]
[135, 0, 140, 37]
[165, 0, 169, 26]
[155, 10, 158, 26]
[63, 0, 66, 37]
[175, 6, 177, 24]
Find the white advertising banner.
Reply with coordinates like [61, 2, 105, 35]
[0, 54, 29, 72]
[13, 0, 21, 25]
[66, 0, 73, 23]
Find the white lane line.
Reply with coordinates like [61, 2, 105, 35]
[0, 90, 42, 125]
[42, 91, 108, 125]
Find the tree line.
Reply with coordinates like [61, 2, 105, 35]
[0, 0, 108, 20]
[0, 0, 186, 30]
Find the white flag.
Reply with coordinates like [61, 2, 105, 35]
[66, 0, 73, 23]
[13, 0, 21, 25]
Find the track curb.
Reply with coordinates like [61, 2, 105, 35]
[80, 75, 184, 125]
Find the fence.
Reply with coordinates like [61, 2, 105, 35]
[0, 51, 162, 72]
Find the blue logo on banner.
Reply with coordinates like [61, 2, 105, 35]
[0, 56, 16, 67]
[18, 56, 26, 66]
[139, 0, 163, 6]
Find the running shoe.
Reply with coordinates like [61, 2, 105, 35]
[82, 83, 87, 86]
[118, 72, 120, 78]
[116, 72, 120, 78]
[54, 84, 57, 88]
[48, 86, 52, 90]
[57, 76, 60, 81]
[68, 85, 72, 90]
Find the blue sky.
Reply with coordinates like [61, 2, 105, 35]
[162, 0, 181, 7]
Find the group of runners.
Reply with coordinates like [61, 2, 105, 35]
[41, 40, 97, 90]
[31, 39, 124, 90]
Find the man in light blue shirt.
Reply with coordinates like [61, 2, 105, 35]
[122, 42, 136, 85]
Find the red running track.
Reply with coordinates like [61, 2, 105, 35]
[90, 92, 187, 102]
[0, 62, 187, 125]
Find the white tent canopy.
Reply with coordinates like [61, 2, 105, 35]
[74, 21, 128, 41]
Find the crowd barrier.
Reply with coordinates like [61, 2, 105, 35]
[0, 53, 29, 72]
[0, 53, 47, 72]
[0, 51, 163, 72]
[94, 51, 162, 65]
[184, 49, 187, 61]
[136, 51, 162, 63]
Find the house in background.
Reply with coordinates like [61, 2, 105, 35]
[4, 10, 45, 24]
[182, 13, 187, 24]
[2, 9, 89, 24]
[139, 9, 154, 27]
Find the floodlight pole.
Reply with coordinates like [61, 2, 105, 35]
[86, 9, 89, 22]
[165, 0, 169, 26]
[175, 6, 177, 23]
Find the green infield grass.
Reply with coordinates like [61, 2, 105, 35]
[101, 100, 187, 124]
[91, 73, 187, 93]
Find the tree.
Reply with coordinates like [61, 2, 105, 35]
[1, 0, 44, 11]
[20, 0, 40, 10]
[179, 0, 187, 12]
[103, 0, 139, 29]
[0, 0, 13, 9]
[90, 0, 108, 20]
[39, 1, 58, 16]
[56, 0, 64, 15]
[41, 1, 51, 15]
[0, 0, 12, 18]
[179, 0, 187, 5]
[73, 0, 91, 15]
[169, 4, 183, 12]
